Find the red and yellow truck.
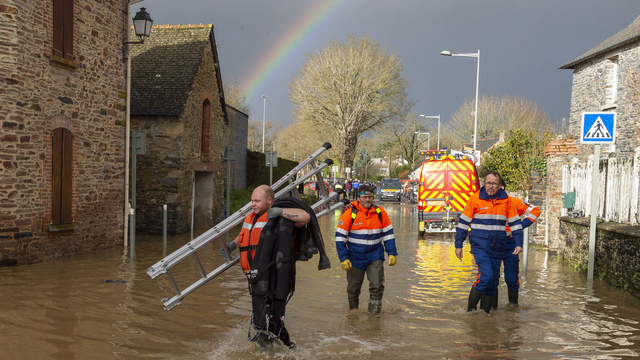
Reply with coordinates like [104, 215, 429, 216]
[417, 150, 480, 235]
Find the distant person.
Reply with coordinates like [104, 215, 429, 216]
[492, 180, 541, 309]
[344, 180, 351, 199]
[351, 180, 360, 200]
[335, 185, 397, 314]
[454, 172, 523, 314]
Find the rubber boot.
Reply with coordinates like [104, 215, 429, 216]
[480, 294, 493, 314]
[368, 297, 382, 315]
[467, 288, 482, 311]
[349, 298, 359, 310]
[492, 288, 499, 309]
[508, 289, 519, 307]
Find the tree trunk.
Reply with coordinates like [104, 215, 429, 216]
[342, 134, 358, 173]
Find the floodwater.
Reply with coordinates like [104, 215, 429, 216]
[1, 201, 640, 359]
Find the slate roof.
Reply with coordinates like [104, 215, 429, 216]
[462, 137, 501, 153]
[130, 24, 216, 116]
[560, 14, 640, 69]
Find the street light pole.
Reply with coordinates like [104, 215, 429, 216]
[261, 95, 266, 153]
[414, 131, 430, 150]
[420, 114, 440, 150]
[441, 50, 480, 152]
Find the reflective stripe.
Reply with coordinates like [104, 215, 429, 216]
[382, 225, 393, 232]
[243, 221, 266, 230]
[507, 216, 520, 223]
[335, 236, 347, 243]
[470, 224, 506, 231]
[527, 214, 538, 221]
[348, 238, 383, 246]
[350, 228, 382, 236]
[460, 214, 473, 222]
[510, 224, 523, 231]
[381, 234, 395, 242]
[457, 223, 470, 230]
[476, 214, 507, 220]
[336, 228, 349, 236]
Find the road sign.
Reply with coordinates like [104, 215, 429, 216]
[265, 151, 277, 166]
[581, 112, 616, 144]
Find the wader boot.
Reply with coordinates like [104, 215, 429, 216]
[368, 297, 382, 315]
[349, 298, 359, 310]
[467, 288, 483, 311]
[508, 289, 519, 307]
[480, 294, 493, 314]
[492, 289, 499, 309]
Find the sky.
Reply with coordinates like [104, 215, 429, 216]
[141, 0, 640, 131]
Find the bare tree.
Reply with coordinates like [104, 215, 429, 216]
[247, 119, 281, 152]
[447, 95, 555, 146]
[223, 79, 251, 115]
[288, 35, 410, 171]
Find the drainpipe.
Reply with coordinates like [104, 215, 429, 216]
[124, 0, 144, 247]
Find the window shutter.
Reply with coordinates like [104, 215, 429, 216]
[62, 0, 74, 59]
[52, 128, 73, 225]
[52, 129, 63, 224]
[52, 0, 64, 57]
[61, 129, 73, 224]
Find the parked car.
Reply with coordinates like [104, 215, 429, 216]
[409, 183, 419, 203]
[379, 179, 402, 202]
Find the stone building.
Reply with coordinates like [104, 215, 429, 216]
[130, 24, 242, 235]
[559, 14, 640, 161]
[544, 15, 640, 297]
[0, 0, 131, 265]
[544, 14, 640, 250]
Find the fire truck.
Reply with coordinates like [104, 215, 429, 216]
[417, 149, 480, 235]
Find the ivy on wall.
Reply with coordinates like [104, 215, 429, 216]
[479, 129, 551, 191]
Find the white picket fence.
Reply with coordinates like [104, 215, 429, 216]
[562, 154, 640, 224]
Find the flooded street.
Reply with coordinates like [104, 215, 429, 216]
[1, 201, 640, 359]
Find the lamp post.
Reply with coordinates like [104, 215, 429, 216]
[441, 50, 480, 152]
[261, 95, 266, 153]
[419, 114, 440, 150]
[414, 132, 430, 150]
[123, 3, 153, 249]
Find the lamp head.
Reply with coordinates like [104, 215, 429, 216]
[440, 50, 452, 56]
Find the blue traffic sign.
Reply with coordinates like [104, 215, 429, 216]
[581, 112, 616, 144]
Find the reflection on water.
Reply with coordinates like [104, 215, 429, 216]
[1, 202, 639, 359]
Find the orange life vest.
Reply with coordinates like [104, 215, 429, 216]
[238, 211, 269, 272]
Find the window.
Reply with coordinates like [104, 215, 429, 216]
[53, 0, 74, 60]
[201, 99, 212, 154]
[604, 57, 618, 106]
[52, 128, 73, 225]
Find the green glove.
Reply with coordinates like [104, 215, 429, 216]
[388, 255, 397, 266]
[267, 207, 284, 219]
[341, 259, 352, 271]
[220, 242, 237, 260]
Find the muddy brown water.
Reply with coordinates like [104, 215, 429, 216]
[1, 201, 639, 359]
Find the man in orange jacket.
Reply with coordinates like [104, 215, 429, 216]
[455, 172, 523, 313]
[492, 180, 541, 309]
[223, 185, 310, 348]
[335, 185, 397, 315]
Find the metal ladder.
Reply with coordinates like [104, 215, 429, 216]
[147, 142, 346, 311]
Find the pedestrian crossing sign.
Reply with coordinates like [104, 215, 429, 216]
[581, 112, 616, 144]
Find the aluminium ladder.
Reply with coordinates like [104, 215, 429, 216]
[147, 142, 346, 311]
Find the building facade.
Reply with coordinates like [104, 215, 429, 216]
[130, 24, 231, 235]
[0, 0, 130, 265]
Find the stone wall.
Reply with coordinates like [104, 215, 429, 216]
[133, 38, 225, 235]
[566, 42, 640, 161]
[559, 217, 640, 298]
[225, 105, 248, 191]
[0, 0, 129, 265]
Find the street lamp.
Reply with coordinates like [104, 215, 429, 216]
[261, 95, 266, 153]
[420, 114, 440, 150]
[122, 7, 154, 59]
[414, 132, 430, 150]
[441, 50, 480, 152]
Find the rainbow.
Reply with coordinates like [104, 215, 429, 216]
[242, 0, 343, 104]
